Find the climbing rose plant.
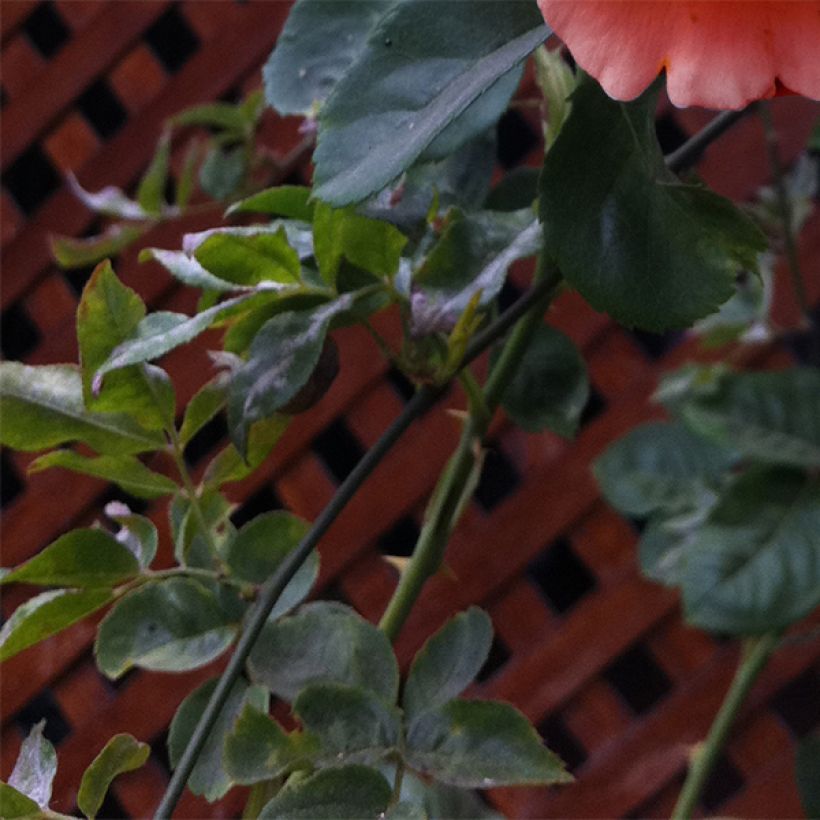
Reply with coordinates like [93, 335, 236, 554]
[1, 1, 819, 818]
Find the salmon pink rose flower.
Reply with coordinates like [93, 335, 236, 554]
[536, 1, 820, 109]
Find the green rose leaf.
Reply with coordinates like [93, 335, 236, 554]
[259, 765, 392, 819]
[51, 224, 148, 270]
[195, 229, 301, 286]
[683, 467, 820, 635]
[225, 704, 307, 785]
[227, 186, 315, 221]
[168, 677, 268, 803]
[0, 362, 164, 455]
[385, 802, 426, 820]
[93, 293, 257, 387]
[77, 734, 150, 819]
[199, 145, 246, 200]
[660, 366, 820, 469]
[225, 511, 318, 619]
[94, 578, 237, 679]
[499, 324, 589, 438]
[293, 682, 401, 763]
[313, 1, 548, 204]
[796, 735, 820, 819]
[0, 782, 41, 818]
[400, 773, 502, 819]
[8, 721, 56, 810]
[539, 76, 766, 331]
[179, 373, 229, 448]
[248, 602, 399, 703]
[0, 589, 113, 663]
[105, 501, 158, 570]
[313, 203, 407, 286]
[136, 131, 171, 216]
[593, 421, 736, 518]
[227, 296, 353, 454]
[263, 0, 394, 116]
[403, 607, 492, 720]
[636, 509, 712, 588]
[77, 260, 175, 431]
[406, 699, 570, 788]
[412, 212, 539, 334]
[140, 248, 248, 293]
[29, 451, 177, 500]
[1, 529, 139, 588]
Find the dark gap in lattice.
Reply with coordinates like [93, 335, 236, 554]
[783, 302, 820, 368]
[312, 418, 364, 483]
[603, 643, 672, 715]
[220, 86, 244, 105]
[579, 385, 607, 428]
[771, 666, 820, 737]
[99, 486, 150, 515]
[150, 729, 172, 776]
[1, 451, 24, 507]
[527, 536, 597, 614]
[319, 579, 350, 606]
[232, 483, 283, 528]
[385, 366, 415, 403]
[105, 666, 138, 693]
[184, 412, 228, 468]
[497, 279, 523, 314]
[475, 635, 511, 683]
[473, 443, 520, 511]
[14, 690, 72, 745]
[377, 515, 420, 558]
[627, 516, 647, 535]
[76, 79, 128, 141]
[87, 788, 127, 819]
[699, 754, 745, 812]
[4, 143, 61, 215]
[537, 713, 588, 772]
[496, 109, 539, 170]
[629, 328, 682, 361]
[23, 1, 69, 59]
[655, 112, 690, 156]
[144, 7, 201, 75]
[2, 301, 42, 360]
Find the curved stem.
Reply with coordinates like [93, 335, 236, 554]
[379, 257, 560, 640]
[671, 632, 780, 819]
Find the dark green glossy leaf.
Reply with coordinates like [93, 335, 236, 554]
[263, 0, 393, 115]
[406, 700, 570, 788]
[412, 212, 538, 334]
[683, 467, 820, 634]
[313, 2, 548, 204]
[294, 682, 401, 762]
[225, 511, 317, 619]
[540, 77, 766, 331]
[94, 578, 237, 679]
[199, 145, 246, 200]
[385, 802, 426, 820]
[2, 529, 139, 588]
[78, 261, 175, 431]
[77, 734, 150, 819]
[51, 224, 148, 270]
[105, 502, 158, 569]
[227, 186, 315, 221]
[0, 363, 164, 456]
[0, 782, 41, 818]
[0, 589, 113, 663]
[168, 677, 267, 802]
[179, 374, 229, 448]
[169, 488, 233, 567]
[171, 102, 248, 133]
[313, 203, 406, 285]
[260, 765, 392, 819]
[8, 721, 56, 810]
[137, 131, 171, 216]
[796, 735, 820, 818]
[93, 293, 256, 386]
[227, 296, 353, 454]
[636, 509, 711, 588]
[484, 167, 540, 212]
[660, 366, 820, 469]
[593, 421, 736, 518]
[403, 607, 492, 720]
[248, 602, 398, 703]
[499, 324, 588, 437]
[400, 774, 502, 820]
[195, 229, 301, 286]
[29, 451, 177, 500]
[225, 704, 307, 785]
[203, 415, 290, 487]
